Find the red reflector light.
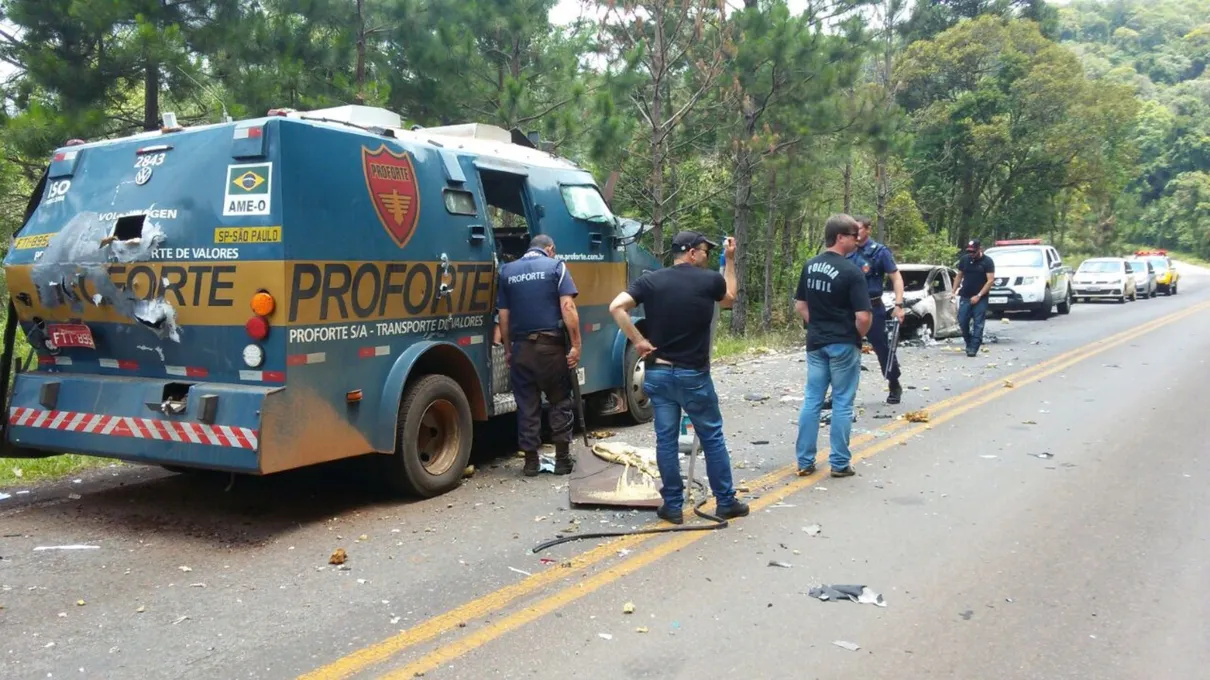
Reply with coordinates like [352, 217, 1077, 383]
[246, 316, 269, 341]
[457, 336, 472, 346]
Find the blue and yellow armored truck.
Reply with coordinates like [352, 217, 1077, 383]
[0, 105, 660, 497]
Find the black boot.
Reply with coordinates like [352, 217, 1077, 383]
[554, 442, 574, 475]
[886, 381, 902, 405]
[523, 450, 540, 477]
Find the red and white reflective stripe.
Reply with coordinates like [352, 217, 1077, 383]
[53, 150, 79, 162]
[98, 358, 139, 370]
[8, 407, 258, 450]
[38, 355, 73, 366]
[286, 352, 326, 366]
[166, 365, 209, 378]
[358, 345, 391, 358]
[583, 323, 602, 333]
[456, 335, 484, 347]
[239, 370, 285, 382]
[233, 126, 263, 140]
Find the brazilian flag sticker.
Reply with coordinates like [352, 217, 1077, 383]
[223, 163, 272, 216]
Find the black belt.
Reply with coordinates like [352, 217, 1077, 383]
[523, 331, 564, 346]
[870, 297, 884, 306]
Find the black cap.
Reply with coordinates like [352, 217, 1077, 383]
[671, 230, 719, 253]
[966, 239, 981, 252]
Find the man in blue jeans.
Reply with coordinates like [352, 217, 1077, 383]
[952, 239, 996, 357]
[609, 231, 747, 524]
[793, 215, 873, 478]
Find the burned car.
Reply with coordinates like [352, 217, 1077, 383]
[880, 264, 962, 340]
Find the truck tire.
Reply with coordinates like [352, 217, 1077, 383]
[1033, 288, 1053, 319]
[385, 374, 473, 498]
[1057, 287, 1072, 314]
[623, 343, 653, 424]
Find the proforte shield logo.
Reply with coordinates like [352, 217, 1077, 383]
[362, 144, 420, 249]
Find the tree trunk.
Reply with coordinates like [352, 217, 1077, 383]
[355, 0, 367, 104]
[649, 5, 666, 256]
[843, 156, 852, 214]
[730, 146, 753, 335]
[875, 152, 890, 242]
[143, 61, 160, 131]
[761, 168, 779, 332]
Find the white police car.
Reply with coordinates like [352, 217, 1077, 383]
[981, 240, 1074, 319]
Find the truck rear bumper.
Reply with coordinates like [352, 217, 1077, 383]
[5, 372, 274, 473]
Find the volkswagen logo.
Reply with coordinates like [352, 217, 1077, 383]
[134, 166, 153, 186]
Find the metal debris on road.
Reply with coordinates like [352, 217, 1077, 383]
[751, 440, 770, 445]
[172, 616, 190, 625]
[904, 410, 929, 423]
[635, 626, 649, 633]
[808, 585, 887, 607]
[803, 524, 822, 537]
[768, 560, 793, 568]
[590, 430, 617, 439]
[178, 565, 192, 572]
[32, 545, 99, 551]
[980, 455, 999, 459]
[1029, 452, 1055, 459]
[598, 633, 613, 640]
[328, 548, 348, 565]
[1003, 380, 1014, 388]
[508, 567, 532, 577]
[833, 640, 861, 652]
[623, 602, 635, 614]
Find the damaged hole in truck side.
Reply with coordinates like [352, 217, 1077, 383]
[113, 215, 145, 242]
[148, 382, 192, 415]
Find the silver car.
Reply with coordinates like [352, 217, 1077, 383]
[1125, 258, 1157, 298]
[1072, 257, 1137, 303]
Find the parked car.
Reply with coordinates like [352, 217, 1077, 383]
[1124, 257, 1157, 298]
[1136, 250, 1180, 295]
[879, 264, 962, 340]
[1072, 257, 1136, 303]
[981, 240, 1074, 319]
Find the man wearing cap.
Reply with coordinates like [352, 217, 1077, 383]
[848, 215, 906, 404]
[952, 239, 996, 357]
[608, 231, 749, 524]
[792, 214, 872, 478]
[497, 235, 581, 476]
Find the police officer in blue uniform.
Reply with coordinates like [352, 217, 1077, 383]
[847, 215, 906, 404]
[496, 235, 582, 476]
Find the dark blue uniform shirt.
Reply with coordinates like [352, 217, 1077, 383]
[496, 248, 578, 335]
[846, 238, 899, 297]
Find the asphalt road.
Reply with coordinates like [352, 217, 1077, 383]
[2, 264, 1208, 680]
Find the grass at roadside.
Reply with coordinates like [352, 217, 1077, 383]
[712, 328, 803, 361]
[0, 454, 115, 487]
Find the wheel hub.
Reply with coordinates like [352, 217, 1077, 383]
[416, 399, 460, 476]
[630, 358, 649, 409]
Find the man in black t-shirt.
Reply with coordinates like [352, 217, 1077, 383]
[952, 239, 996, 357]
[609, 231, 748, 525]
[792, 214, 872, 478]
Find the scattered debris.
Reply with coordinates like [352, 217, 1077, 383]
[462, 465, 475, 478]
[1022, 420, 1037, 425]
[1029, 452, 1055, 459]
[590, 430, 617, 439]
[0, 492, 10, 501]
[178, 565, 192, 572]
[328, 548, 348, 566]
[833, 640, 861, 652]
[33, 545, 99, 551]
[1003, 380, 1014, 389]
[623, 602, 635, 614]
[769, 502, 796, 509]
[744, 393, 770, 402]
[904, 410, 930, 423]
[803, 524, 822, 537]
[808, 585, 887, 607]
[508, 567, 532, 577]
[780, 395, 804, 403]
[136, 606, 145, 613]
[768, 560, 793, 568]
[597, 633, 613, 641]
[76, 600, 86, 607]
[960, 610, 974, 621]
[980, 455, 999, 459]
[635, 626, 649, 634]
[751, 440, 770, 445]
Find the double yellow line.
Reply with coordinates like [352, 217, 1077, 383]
[304, 299, 1210, 680]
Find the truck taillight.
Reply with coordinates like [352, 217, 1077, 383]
[246, 317, 269, 341]
[246, 290, 273, 342]
[251, 292, 275, 316]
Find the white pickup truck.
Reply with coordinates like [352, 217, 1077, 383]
[981, 239, 1074, 319]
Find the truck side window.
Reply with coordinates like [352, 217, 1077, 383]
[478, 170, 531, 262]
[560, 185, 614, 224]
[443, 189, 477, 216]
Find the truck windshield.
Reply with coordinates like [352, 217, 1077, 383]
[561, 185, 614, 223]
[987, 249, 1044, 267]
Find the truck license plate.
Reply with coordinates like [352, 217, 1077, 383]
[989, 296, 1007, 305]
[47, 323, 95, 350]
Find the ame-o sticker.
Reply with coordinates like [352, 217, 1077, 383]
[362, 144, 420, 248]
[223, 163, 272, 216]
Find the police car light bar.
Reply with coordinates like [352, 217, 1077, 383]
[994, 239, 1043, 246]
[1135, 249, 1167, 256]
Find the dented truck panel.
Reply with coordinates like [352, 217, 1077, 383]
[3, 110, 651, 477]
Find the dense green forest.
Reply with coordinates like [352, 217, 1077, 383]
[0, 0, 1206, 333]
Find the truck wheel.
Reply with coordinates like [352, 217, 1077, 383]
[1057, 288, 1072, 314]
[623, 343, 653, 424]
[1033, 289, 1052, 319]
[386, 374, 473, 498]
